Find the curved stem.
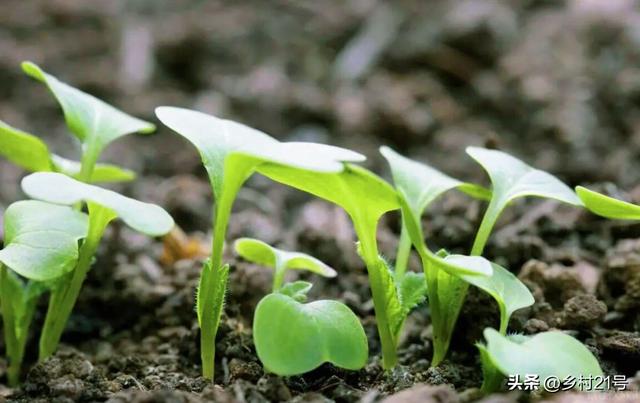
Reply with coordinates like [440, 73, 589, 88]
[471, 199, 501, 256]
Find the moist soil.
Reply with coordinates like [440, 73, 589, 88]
[1, 1, 640, 402]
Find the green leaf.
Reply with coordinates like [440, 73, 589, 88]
[466, 147, 582, 207]
[279, 281, 313, 302]
[481, 328, 603, 389]
[155, 107, 364, 200]
[253, 292, 368, 375]
[258, 163, 399, 225]
[380, 147, 492, 277]
[380, 146, 488, 216]
[0, 120, 53, 172]
[459, 262, 534, 332]
[0, 120, 135, 183]
[22, 62, 155, 152]
[234, 238, 337, 278]
[51, 155, 135, 183]
[477, 342, 505, 393]
[398, 271, 427, 314]
[376, 256, 404, 338]
[467, 147, 582, 255]
[21, 172, 174, 236]
[0, 200, 88, 281]
[393, 271, 427, 338]
[576, 186, 640, 220]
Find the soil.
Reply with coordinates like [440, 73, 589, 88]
[1, 0, 640, 402]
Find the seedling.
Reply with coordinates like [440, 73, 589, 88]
[235, 238, 367, 375]
[0, 200, 88, 385]
[20, 172, 174, 360]
[478, 328, 603, 393]
[155, 107, 364, 379]
[466, 147, 583, 256]
[255, 161, 490, 369]
[234, 238, 337, 290]
[12, 62, 155, 183]
[381, 146, 500, 365]
[0, 120, 135, 183]
[576, 186, 640, 220]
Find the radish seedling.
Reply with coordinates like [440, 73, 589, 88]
[406, 147, 579, 364]
[478, 328, 602, 393]
[381, 147, 499, 365]
[18, 62, 155, 183]
[255, 162, 490, 369]
[155, 107, 364, 379]
[576, 186, 640, 220]
[234, 238, 367, 375]
[0, 201, 88, 385]
[20, 172, 174, 360]
[0, 120, 135, 183]
[466, 147, 583, 256]
[234, 238, 337, 290]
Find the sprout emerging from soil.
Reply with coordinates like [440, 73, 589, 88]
[257, 163, 440, 370]
[0, 201, 89, 385]
[155, 107, 363, 379]
[21, 172, 174, 361]
[235, 238, 367, 375]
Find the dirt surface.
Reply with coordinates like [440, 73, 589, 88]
[1, 0, 640, 402]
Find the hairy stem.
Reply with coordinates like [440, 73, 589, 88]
[354, 218, 398, 370]
[38, 204, 113, 361]
[199, 186, 236, 380]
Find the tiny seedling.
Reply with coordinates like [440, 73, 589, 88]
[156, 107, 364, 379]
[478, 328, 603, 393]
[235, 238, 367, 375]
[0, 120, 135, 183]
[256, 162, 490, 369]
[386, 147, 582, 365]
[234, 238, 337, 290]
[12, 62, 155, 183]
[466, 147, 583, 256]
[20, 172, 174, 360]
[0, 200, 88, 385]
[576, 186, 640, 220]
[381, 146, 498, 365]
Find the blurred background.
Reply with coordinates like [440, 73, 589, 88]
[2, 0, 640, 205]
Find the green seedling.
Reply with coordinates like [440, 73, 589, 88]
[234, 239, 367, 375]
[15, 62, 155, 183]
[467, 147, 583, 256]
[234, 238, 337, 290]
[155, 107, 364, 379]
[0, 120, 135, 183]
[381, 147, 499, 366]
[478, 328, 603, 393]
[458, 261, 534, 335]
[256, 162, 490, 369]
[20, 172, 174, 360]
[576, 186, 640, 220]
[0, 200, 88, 385]
[254, 282, 368, 376]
